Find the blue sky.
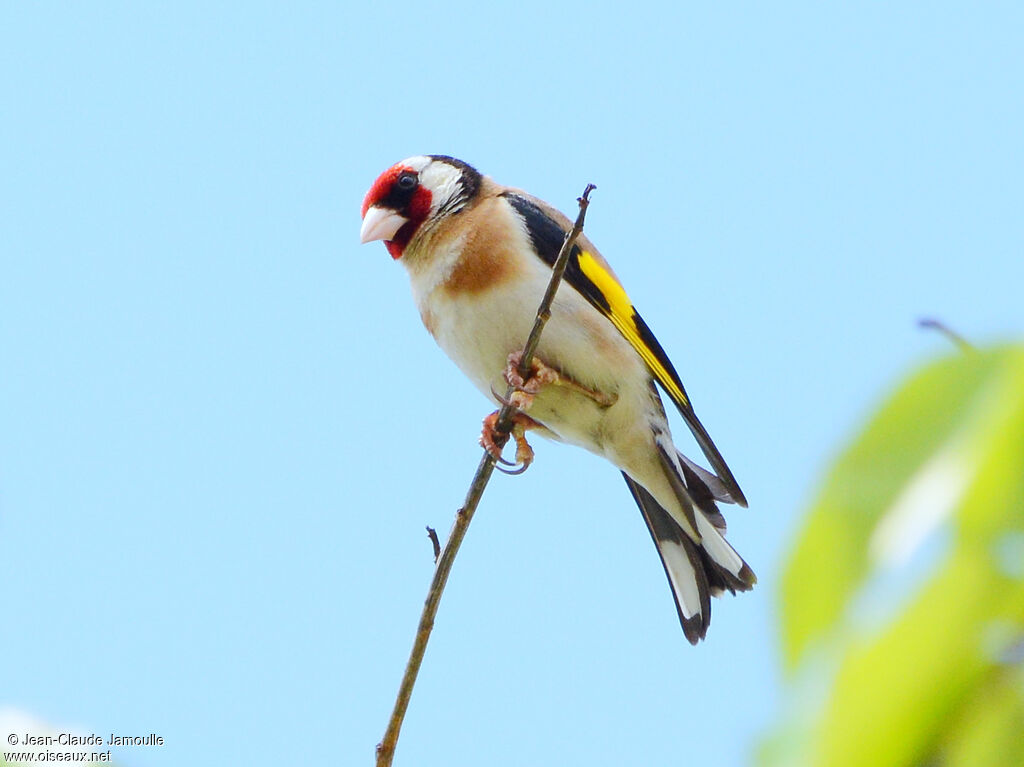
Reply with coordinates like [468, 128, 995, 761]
[2, 3, 1022, 766]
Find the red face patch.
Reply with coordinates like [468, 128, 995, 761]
[361, 164, 407, 217]
[361, 163, 433, 259]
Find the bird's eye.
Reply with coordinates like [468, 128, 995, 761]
[397, 172, 418, 191]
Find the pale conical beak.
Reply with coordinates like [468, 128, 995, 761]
[360, 206, 409, 244]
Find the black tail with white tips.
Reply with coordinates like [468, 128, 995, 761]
[622, 455, 755, 644]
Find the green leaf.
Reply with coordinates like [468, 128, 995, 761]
[765, 344, 1024, 767]
[941, 667, 1024, 767]
[813, 548, 1024, 767]
[808, 347, 1024, 767]
[780, 346, 1024, 669]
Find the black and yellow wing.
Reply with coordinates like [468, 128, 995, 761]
[503, 191, 747, 508]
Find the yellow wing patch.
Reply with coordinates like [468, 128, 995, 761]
[576, 251, 690, 409]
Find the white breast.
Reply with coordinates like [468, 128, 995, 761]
[405, 228, 657, 463]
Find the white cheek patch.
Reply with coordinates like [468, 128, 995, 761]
[419, 161, 467, 217]
[398, 155, 432, 172]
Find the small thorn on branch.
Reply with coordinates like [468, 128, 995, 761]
[426, 526, 441, 563]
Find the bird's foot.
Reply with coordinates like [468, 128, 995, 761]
[480, 410, 538, 475]
[503, 351, 561, 410]
[504, 350, 618, 410]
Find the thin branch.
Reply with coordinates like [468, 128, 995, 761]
[918, 317, 974, 352]
[513, 187, 597, 382]
[375, 183, 596, 767]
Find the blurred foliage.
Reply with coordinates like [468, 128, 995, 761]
[763, 344, 1024, 767]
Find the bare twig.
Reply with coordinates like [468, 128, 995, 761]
[375, 184, 597, 767]
[425, 526, 440, 563]
[918, 317, 974, 352]
[513, 187, 598, 383]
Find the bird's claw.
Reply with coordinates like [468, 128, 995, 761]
[495, 459, 530, 476]
[503, 351, 561, 411]
[504, 350, 618, 409]
[480, 410, 536, 475]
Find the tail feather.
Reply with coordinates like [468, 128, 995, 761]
[623, 473, 710, 644]
[659, 446, 756, 592]
[677, 451, 741, 508]
[623, 452, 755, 643]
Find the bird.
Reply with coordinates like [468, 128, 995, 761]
[360, 155, 754, 643]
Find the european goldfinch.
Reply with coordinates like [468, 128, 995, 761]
[360, 155, 754, 643]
